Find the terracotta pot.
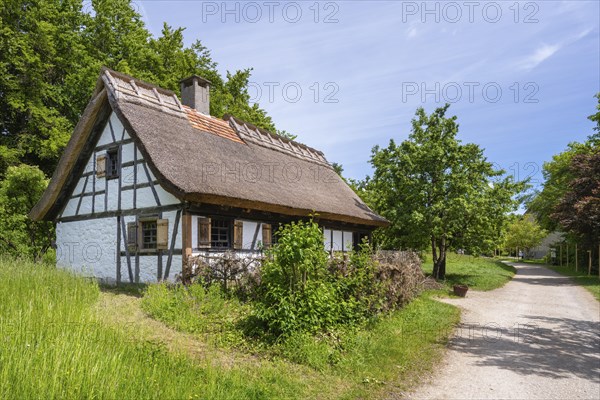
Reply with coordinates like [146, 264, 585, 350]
[453, 284, 468, 297]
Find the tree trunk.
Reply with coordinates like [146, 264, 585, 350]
[431, 237, 447, 280]
[434, 252, 447, 280]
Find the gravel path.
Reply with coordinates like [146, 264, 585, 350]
[407, 262, 600, 400]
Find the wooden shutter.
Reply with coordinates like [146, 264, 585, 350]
[127, 222, 138, 251]
[96, 154, 106, 178]
[233, 220, 243, 250]
[262, 224, 272, 249]
[198, 217, 211, 249]
[156, 219, 169, 250]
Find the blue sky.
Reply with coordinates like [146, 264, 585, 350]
[136, 0, 599, 186]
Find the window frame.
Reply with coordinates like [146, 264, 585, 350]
[141, 219, 158, 251]
[106, 147, 119, 180]
[210, 218, 232, 250]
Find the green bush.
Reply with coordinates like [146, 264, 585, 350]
[253, 220, 383, 338]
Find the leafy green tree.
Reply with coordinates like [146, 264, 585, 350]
[503, 217, 547, 255]
[0, 0, 286, 179]
[0, 165, 54, 260]
[0, 0, 89, 176]
[526, 143, 587, 231]
[551, 149, 600, 247]
[528, 93, 600, 231]
[366, 105, 522, 279]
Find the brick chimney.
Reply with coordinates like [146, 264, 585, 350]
[180, 75, 211, 115]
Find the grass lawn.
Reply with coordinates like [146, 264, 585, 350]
[421, 253, 516, 291]
[0, 257, 460, 399]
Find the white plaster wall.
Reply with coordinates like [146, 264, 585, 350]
[56, 217, 118, 282]
[60, 111, 180, 218]
[121, 187, 134, 210]
[96, 113, 123, 146]
[61, 198, 79, 218]
[106, 178, 120, 211]
[191, 215, 199, 248]
[121, 141, 135, 162]
[162, 211, 183, 249]
[79, 195, 93, 215]
[120, 212, 183, 283]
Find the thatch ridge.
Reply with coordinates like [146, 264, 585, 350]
[30, 68, 388, 227]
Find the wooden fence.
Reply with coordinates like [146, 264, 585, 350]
[550, 242, 600, 277]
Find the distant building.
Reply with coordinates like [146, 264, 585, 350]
[528, 231, 564, 259]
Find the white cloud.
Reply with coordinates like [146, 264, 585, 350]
[516, 28, 593, 71]
[517, 43, 562, 71]
[407, 27, 417, 38]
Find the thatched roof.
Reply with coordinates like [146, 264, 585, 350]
[30, 68, 388, 227]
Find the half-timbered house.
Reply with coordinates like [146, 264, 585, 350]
[30, 68, 387, 283]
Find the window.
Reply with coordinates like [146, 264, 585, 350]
[141, 220, 157, 249]
[106, 148, 119, 179]
[211, 219, 231, 249]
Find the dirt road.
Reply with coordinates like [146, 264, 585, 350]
[408, 263, 600, 400]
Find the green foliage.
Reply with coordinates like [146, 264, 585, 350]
[0, 0, 283, 178]
[551, 149, 600, 247]
[253, 221, 384, 338]
[527, 141, 593, 231]
[503, 217, 547, 253]
[364, 105, 523, 279]
[528, 93, 600, 232]
[0, 165, 53, 259]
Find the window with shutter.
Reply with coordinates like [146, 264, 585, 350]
[233, 220, 243, 250]
[96, 154, 106, 178]
[126, 222, 138, 251]
[156, 219, 169, 250]
[261, 224, 272, 249]
[141, 221, 157, 250]
[106, 148, 119, 179]
[198, 217, 211, 249]
[211, 219, 230, 249]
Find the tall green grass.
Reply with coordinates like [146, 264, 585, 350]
[0, 258, 314, 399]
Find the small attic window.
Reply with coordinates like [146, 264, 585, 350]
[106, 148, 119, 179]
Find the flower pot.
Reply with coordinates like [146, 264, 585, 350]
[453, 284, 468, 297]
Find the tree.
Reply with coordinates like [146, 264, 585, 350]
[0, 165, 54, 260]
[0, 0, 286, 178]
[551, 149, 600, 247]
[528, 93, 599, 232]
[366, 105, 522, 279]
[0, 0, 89, 176]
[503, 217, 547, 256]
[526, 142, 590, 231]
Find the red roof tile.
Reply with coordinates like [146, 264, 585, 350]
[183, 106, 244, 144]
